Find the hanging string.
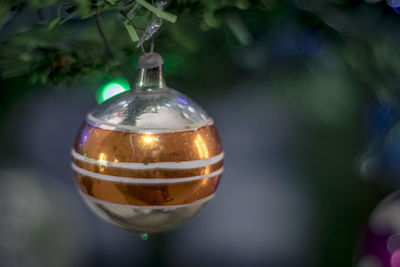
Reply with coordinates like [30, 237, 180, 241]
[150, 39, 155, 53]
[96, 0, 171, 56]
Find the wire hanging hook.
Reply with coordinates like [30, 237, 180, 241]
[151, 39, 155, 53]
[140, 39, 155, 55]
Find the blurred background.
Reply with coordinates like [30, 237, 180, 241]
[2, 0, 400, 266]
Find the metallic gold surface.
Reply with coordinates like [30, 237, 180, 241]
[75, 174, 221, 205]
[73, 120, 223, 208]
[74, 122, 223, 163]
[72, 159, 223, 178]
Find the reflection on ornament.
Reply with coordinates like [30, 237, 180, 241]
[71, 53, 224, 233]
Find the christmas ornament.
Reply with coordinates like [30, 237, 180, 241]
[71, 52, 224, 233]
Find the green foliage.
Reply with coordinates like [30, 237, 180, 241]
[72, 0, 91, 17]
[48, 17, 61, 30]
[3, 0, 399, 110]
[124, 19, 139, 42]
[135, 0, 177, 23]
[0, 0, 256, 84]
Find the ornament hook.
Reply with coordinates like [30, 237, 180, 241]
[140, 39, 155, 55]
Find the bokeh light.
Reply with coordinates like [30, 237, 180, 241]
[391, 249, 400, 267]
[96, 78, 130, 104]
[140, 233, 148, 241]
[391, 0, 400, 14]
[389, 235, 400, 267]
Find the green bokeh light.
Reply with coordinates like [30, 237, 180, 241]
[141, 233, 148, 240]
[96, 78, 130, 104]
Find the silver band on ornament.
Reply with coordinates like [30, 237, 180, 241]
[71, 163, 223, 184]
[86, 113, 215, 133]
[71, 149, 224, 170]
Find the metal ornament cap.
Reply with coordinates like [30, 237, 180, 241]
[138, 52, 164, 69]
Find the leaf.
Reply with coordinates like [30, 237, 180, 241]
[135, 0, 177, 23]
[225, 13, 252, 46]
[124, 20, 139, 42]
[48, 17, 61, 30]
[73, 0, 91, 17]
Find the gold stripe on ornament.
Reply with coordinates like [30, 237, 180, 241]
[80, 190, 216, 209]
[74, 122, 223, 163]
[75, 174, 221, 206]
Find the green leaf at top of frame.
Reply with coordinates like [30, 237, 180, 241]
[124, 20, 139, 42]
[135, 0, 177, 23]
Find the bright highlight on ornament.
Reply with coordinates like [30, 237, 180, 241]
[143, 135, 156, 144]
[98, 153, 106, 162]
[97, 78, 130, 104]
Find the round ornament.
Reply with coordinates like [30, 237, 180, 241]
[71, 53, 224, 233]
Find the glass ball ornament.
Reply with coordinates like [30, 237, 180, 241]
[71, 53, 224, 233]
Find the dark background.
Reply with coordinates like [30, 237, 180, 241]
[1, 0, 400, 266]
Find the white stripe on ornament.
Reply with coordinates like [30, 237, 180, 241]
[71, 163, 223, 184]
[86, 113, 214, 133]
[80, 190, 215, 208]
[71, 149, 224, 170]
